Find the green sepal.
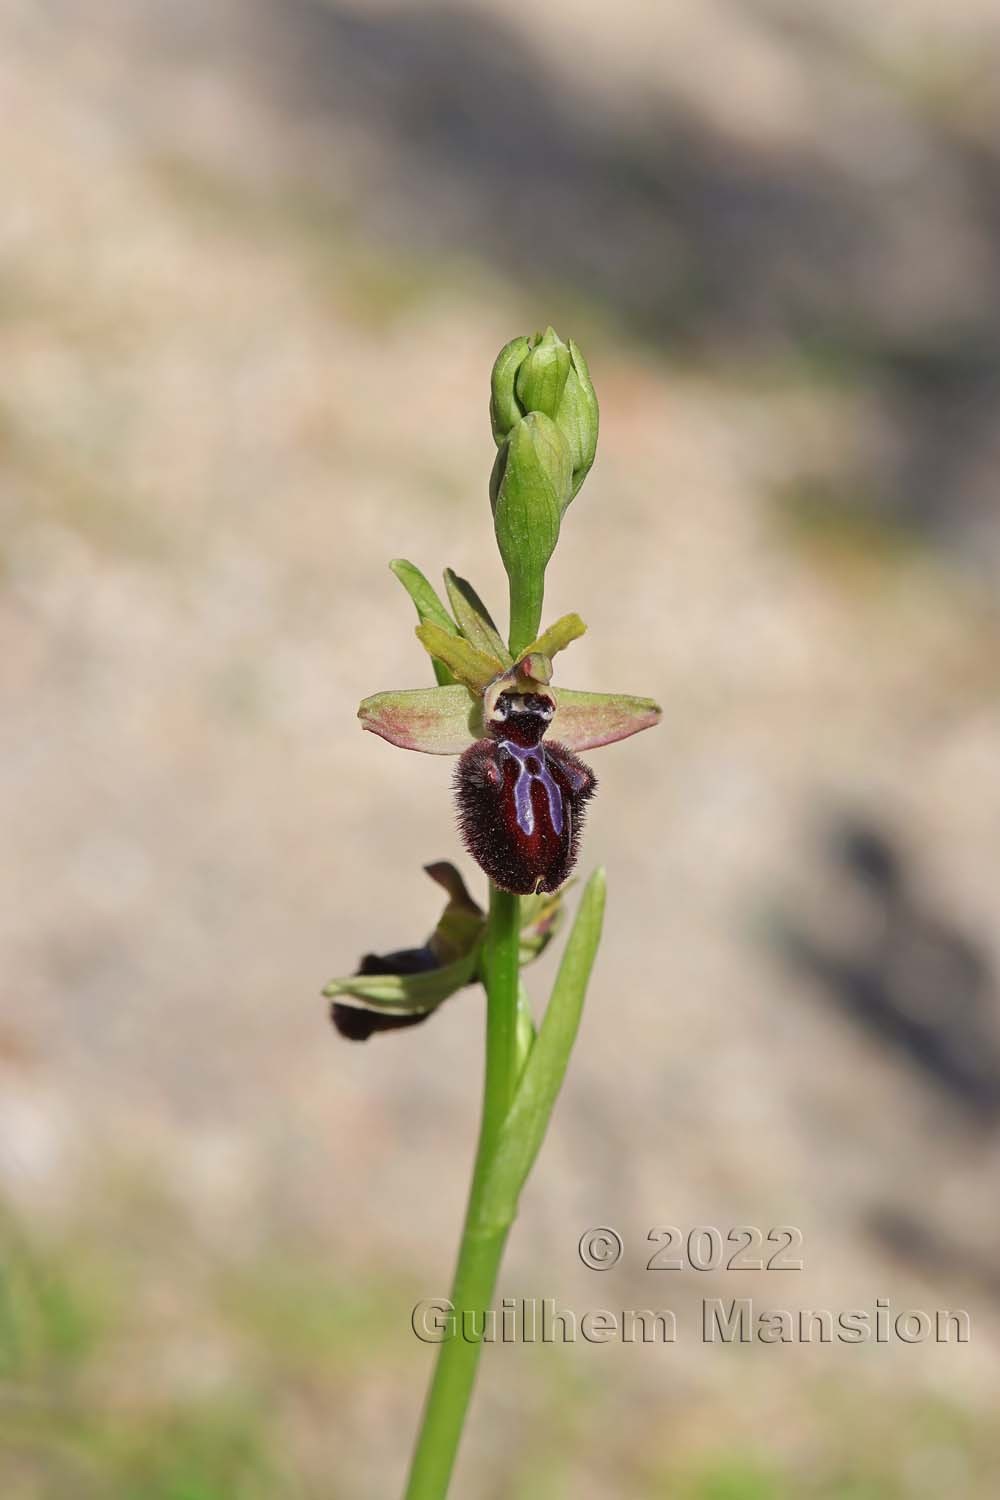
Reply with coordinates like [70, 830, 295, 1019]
[323, 947, 480, 1014]
[516, 613, 586, 665]
[551, 688, 662, 750]
[415, 622, 505, 693]
[443, 569, 513, 667]
[561, 339, 599, 501]
[359, 684, 482, 754]
[424, 861, 484, 964]
[490, 335, 531, 447]
[389, 559, 458, 686]
[476, 869, 606, 1230]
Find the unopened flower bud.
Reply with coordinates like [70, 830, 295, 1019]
[490, 411, 571, 655]
[514, 326, 571, 425]
[489, 328, 599, 502]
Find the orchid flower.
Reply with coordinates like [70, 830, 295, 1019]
[359, 580, 660, 894]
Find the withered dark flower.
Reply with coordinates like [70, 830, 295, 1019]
[332, 950, 444, 1041]
[325, 861, 567, 1040]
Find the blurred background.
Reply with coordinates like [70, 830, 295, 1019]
[3, 0, 1000, 1495]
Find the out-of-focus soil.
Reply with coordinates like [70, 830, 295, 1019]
[3, 2, 1000, 1495]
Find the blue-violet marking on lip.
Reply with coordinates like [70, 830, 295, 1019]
[454, 690, 596, 894]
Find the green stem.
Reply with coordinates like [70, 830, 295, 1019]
[482, 885, 520, 1128]
[403, 884, 520, 1500]
[506, 571, 543, 661]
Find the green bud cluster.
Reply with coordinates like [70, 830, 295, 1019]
[488, 327, 599, 657]
[490, 326, 598, 500]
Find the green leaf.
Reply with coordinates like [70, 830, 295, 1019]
[476, 869, 606, 1231]
[514, 981, 536, 1086]
[443, 569, 513, 666]
[551, 688, 662, 750]
[389, 560, 458, 686]
[358, 684, 480, 754]
[415, 622, 505, 693]
[516, 612, 587, 664]
[323, 947, 480, 1013]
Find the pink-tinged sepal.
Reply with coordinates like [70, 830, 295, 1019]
[359, 685, 481, 755]
[550, 688, 661, 750]
[359, 683, 661, 758]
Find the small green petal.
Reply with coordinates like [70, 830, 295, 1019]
[359, 684, 480, 754]
[551, 688, 662, 750]
[415, 622, 505, 693]
[516, 612, 587, 664]
[514, 652, 553, 686]
[443, 569, 513, 666]
[389, 559, 458, 686]
[323, 948, 480, 1013]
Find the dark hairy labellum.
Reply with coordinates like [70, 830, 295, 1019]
[455, 691, 596, 894]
